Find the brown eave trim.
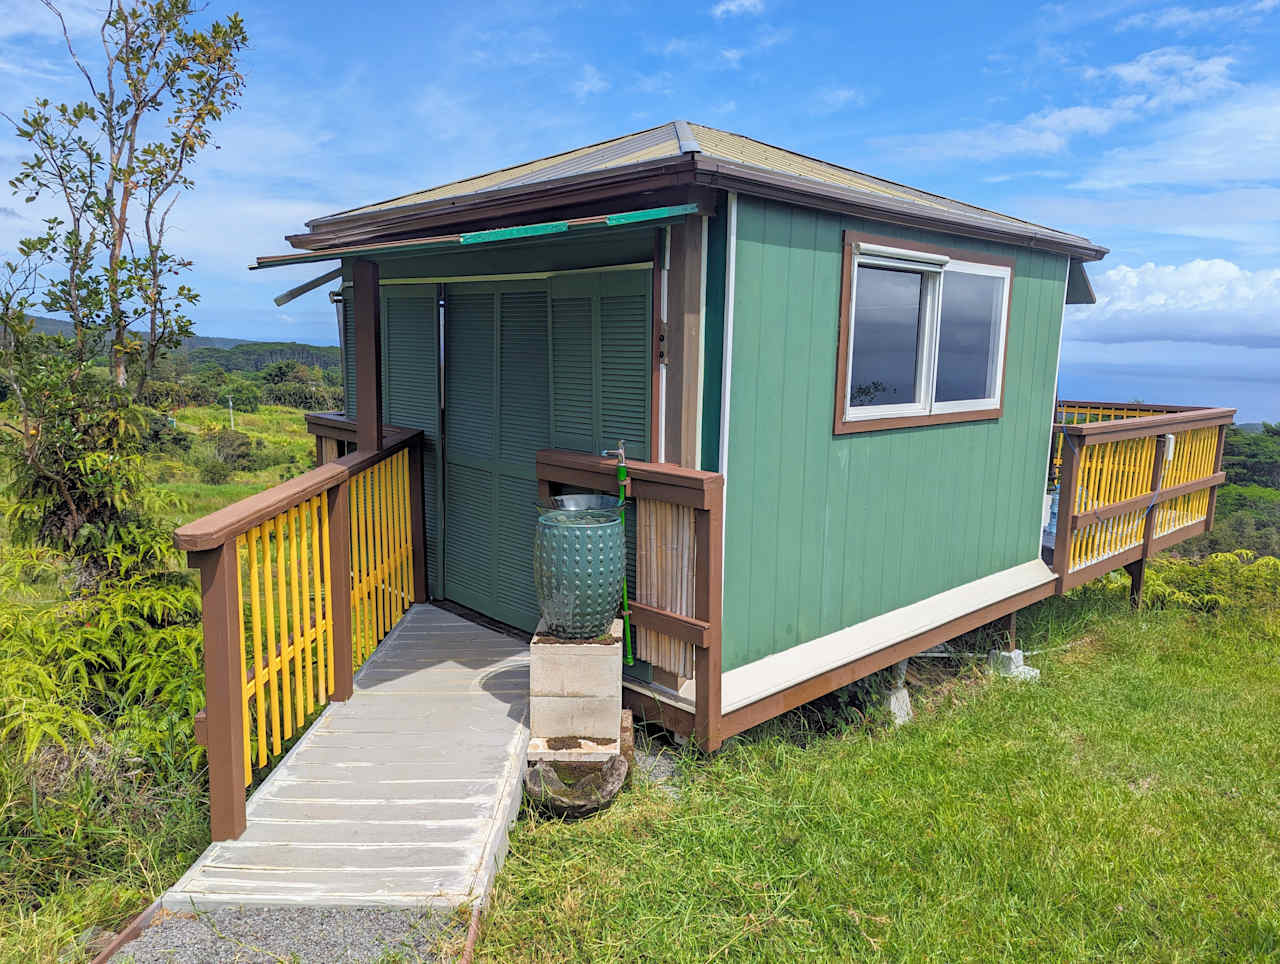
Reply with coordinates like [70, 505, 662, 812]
[289, 156, 700, 250]
[692, 156, 1109, 261]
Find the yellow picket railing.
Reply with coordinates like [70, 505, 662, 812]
[1067, 434, 1157, 572]
[176, 427, 424, 840]
[1153, 425, 1219, 539]
[350, 447, 414, 666]
[236, 495, 335, 782]
[1051, 401, 1175, 488]
[1050, 405, 1234, 590]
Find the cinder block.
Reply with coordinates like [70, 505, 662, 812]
[531, 695, 620, 741]
[530, 641, 622, 698]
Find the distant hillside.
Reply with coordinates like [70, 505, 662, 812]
[25, 315, 337, 369]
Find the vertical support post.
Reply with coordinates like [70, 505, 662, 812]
[353, 259, 383, 453]
[650, 228, 665, 459]
[190, 542, 247, 841]
[1053, 428, 1080, 593]
[1131, 433, 1169, 610]
[408, 435, 428, 603]
[694, 476, 725, 751]
[1205, 423, 1228, 530]
[1003, 610, 1017, 652]
[664, 214, 704, 468]
[328, 478, 355, 700]
[1124, 560, 1146, 610]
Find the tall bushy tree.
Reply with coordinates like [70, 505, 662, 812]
[5, 0, 247, 392]
[0, 1, 246, 573]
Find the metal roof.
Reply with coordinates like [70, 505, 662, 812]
[294, 121, 1106, 261]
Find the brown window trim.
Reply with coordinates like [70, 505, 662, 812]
[833, 230, 1016, 436]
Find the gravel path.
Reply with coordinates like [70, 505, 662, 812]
[113, 906, 459, 963]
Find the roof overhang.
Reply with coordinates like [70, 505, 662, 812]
[284, 153, 1108, 264]
[1065, 259, 1097, 304]
[252, 202, 703, 270]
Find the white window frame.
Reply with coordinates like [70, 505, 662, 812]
[842, 242, 1011, 426]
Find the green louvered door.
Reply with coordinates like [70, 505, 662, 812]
[441, 269, 650, 633]
[443, 283, 550, 631]
[379, 286, 442, 597]
[550, 269, 651, 595]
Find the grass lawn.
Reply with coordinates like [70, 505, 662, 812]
[478, 584, 1280, 962]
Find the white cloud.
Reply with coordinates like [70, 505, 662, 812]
[571, 64, 609, 99]
[0, 0, 101, 40]
[815, 87, 864, 113]
[880, 102, 1137, 160]
[1074, 86, 1280, 188]
[1117, 0, 1278, 31]
[1084, 47, 1235, 108]
[879, 49, 1239, 162]
[717, 25, 789, 69]
[711, 0, 764, 18]
[1068, 258, 1280, 346]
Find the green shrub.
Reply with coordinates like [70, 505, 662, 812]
[197, 458, 231, 485]
[1100, 549, 1280, 613]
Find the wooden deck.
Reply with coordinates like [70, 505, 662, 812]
[164, 605, 530, 910]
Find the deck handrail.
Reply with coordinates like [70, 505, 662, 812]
[178, 427, 427, 840]
[535, 449, 726, 750]
[1050, 403, 1234, 596]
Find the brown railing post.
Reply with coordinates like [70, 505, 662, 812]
[408, 434, 428, 603]
[190, 541, 247, 841]
[1205, 423, 1228, 530]
[1129, 433, 1169, 610]
[1053, 428, 1080, 593]
[694, 476, 725, 752]
[328, 478, 355, 700]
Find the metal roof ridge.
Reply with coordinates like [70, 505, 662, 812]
[672, 120, 701, 154]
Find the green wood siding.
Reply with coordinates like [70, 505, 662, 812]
[721, 196, 1067, 672]
[379, 286, 442, 598]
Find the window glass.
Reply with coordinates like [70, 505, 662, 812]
[935, 270, 1003, 403]
[849, 266, 925, 408]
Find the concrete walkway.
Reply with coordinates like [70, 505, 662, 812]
[164, 605, 530, 911]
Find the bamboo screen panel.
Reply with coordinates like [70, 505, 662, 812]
[635, 498, 697, 679]
[235, 494, 335, 785]
[1153, 426, 1218, 538]
[1066, 435, 1157, 573]
[349, 448, 414, 667]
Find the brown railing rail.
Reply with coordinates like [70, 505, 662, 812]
[1050, 404, 1234, 598]
[176, 427, 427, 840]
[534, 450, 726, 750]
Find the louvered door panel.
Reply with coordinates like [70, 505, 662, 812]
[599, 283, 651, 462]
[550, 296, 595, 452]
[380, 288, 442, 597]
[343, 297, 357, 419]
[443, 289, 498, 616]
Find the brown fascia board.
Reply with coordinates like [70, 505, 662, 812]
[285, 151, 1108, 263]
[287, 156, 700, 251]
[691, 157, 1109, 262]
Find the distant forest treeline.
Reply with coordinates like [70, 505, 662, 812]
[28, 314, 340, 372]
[23, 315, 344, 412]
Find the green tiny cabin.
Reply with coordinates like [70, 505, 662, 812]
[260, 121, 1229, 748]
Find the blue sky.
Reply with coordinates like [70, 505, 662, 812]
[1, 0, 1277, 420]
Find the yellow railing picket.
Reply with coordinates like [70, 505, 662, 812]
[222, 443, 418, 787]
